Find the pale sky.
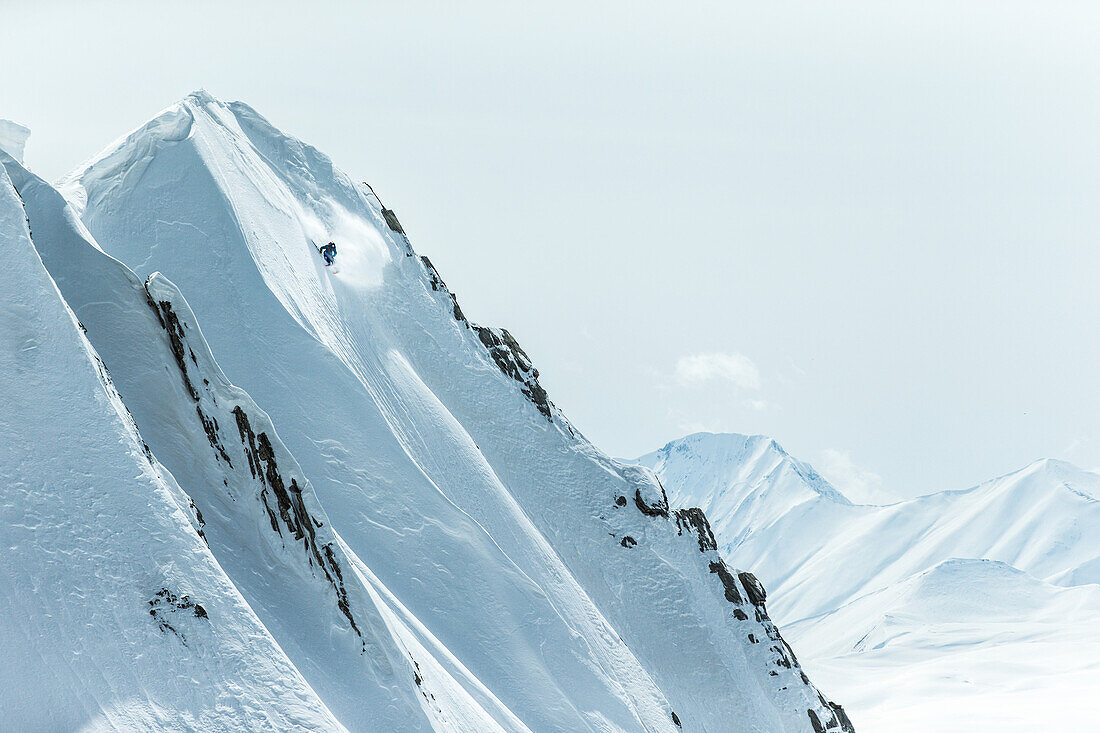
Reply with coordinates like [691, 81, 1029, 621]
[4, 1, 1099, 500]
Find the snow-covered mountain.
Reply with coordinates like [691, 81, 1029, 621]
[0, 94, 853, 732]
[0, 155, 343, 732]
[633, 432, 1100, 732]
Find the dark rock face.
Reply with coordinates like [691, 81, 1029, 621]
[420, 256, 467, 321]
[781, 639, 800, 667]
[633, 486, 670, 518]
[473, 325, 552, 419]
[671, 711, 681, 728]
[701, 557, 854, 730]
[149, 587, 208, 644]
[738, 571, 767, 607]
[738, 573, 827, 720]
[409, 656, 445, 715]
[381, 207, 405, 235]
[419, 257, 466, 321]
[151, 297, 233, 466]
[831, 702, 856, 733]
[153, 298, 199, 402]
[674, 507, 718, 552]
[196, 405, 232, 465]
[231, 406, 363, 646]
[145, 284, 365, 649]
[708, 560, 744, 604]
[624, 474, 845, 729]
[449, 294, 465, 322]
[421, 256, 446, 292]
[188, 497, 207, 542]
[624, 473, 841, 719]
[809, 691, 858, 733]
[419, 250, 554, 420]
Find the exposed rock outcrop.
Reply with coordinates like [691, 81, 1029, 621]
[739, 571, 767, 607]
[473, 325, 552, 419]
[634, 485, 670, 518]
[617, 461, 851, 731]
[674, 507, 718, 552]
[149, 586, 208, 644]
[420, 256, 465, 321]
[145, 277, 364, 649]
[417, 255, 555, 421]
[709, 560, 744, 604]
[382, 207, 405, 235]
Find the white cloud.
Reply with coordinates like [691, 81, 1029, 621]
[816, 449, 890, 505]
[674, 352, 761, 390]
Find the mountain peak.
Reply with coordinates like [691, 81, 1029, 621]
[644, 431, 851, 507]
[183, 88, 223, 106]
[10, 97, 851, 732]
[976, 456, 1100, 503]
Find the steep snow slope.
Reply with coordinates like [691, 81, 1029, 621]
[633, 432, 1100, 731]
[0, 160, 344, 732]
[5, 151, 526, 733]
[56, 92, 851, 731]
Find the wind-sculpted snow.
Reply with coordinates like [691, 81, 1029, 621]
[36, 91, 853, 730]
[0, 159, 345, 732]
[635, 432, 1100, 732]
[141, 275, 526, 732]
[7, 152, 522, 731]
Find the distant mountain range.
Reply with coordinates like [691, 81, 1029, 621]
[631, 432, 1100, 731]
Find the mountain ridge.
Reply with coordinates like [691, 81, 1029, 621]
[632, 430, 1100, 731]
[1, 93, 851, 731]
[0, 149, 347, 733]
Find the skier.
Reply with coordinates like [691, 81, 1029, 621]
[319, 241, 337, 267]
